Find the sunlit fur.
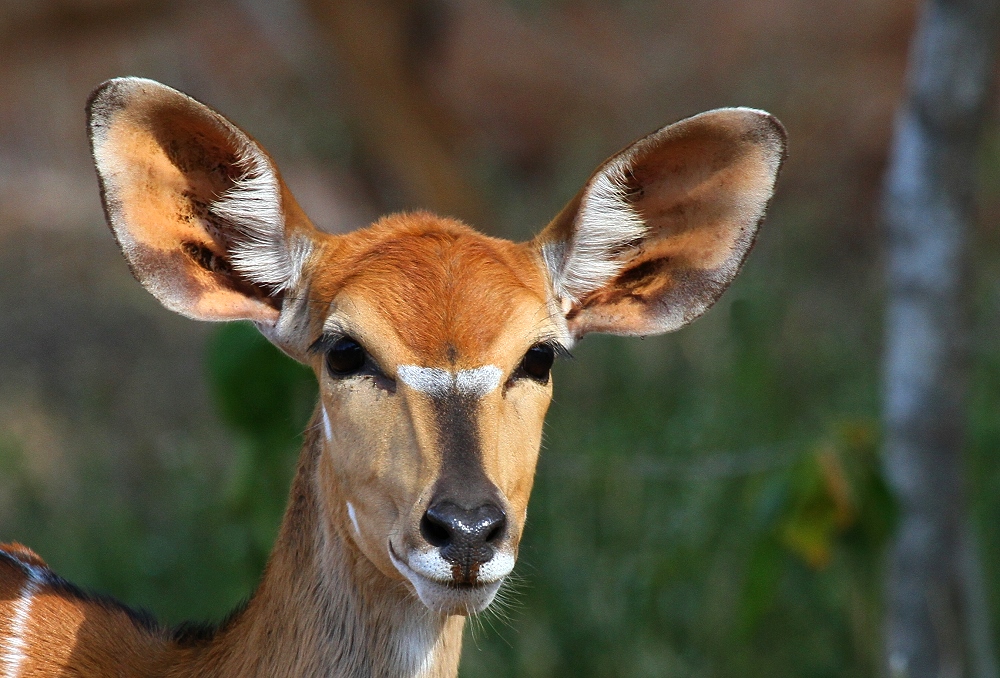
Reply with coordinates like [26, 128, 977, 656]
[212, 140, 313, 292]
[300, 214, 558, 612]
[0, 77, 784, 677]
[541, 152, 647, 303]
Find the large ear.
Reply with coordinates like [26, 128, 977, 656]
[87, 77, 317, 325]
[533, 108, 785, 338]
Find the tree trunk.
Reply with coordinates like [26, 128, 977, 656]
[882, 1, 999, 677]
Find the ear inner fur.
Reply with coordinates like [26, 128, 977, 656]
[26, 76, 789, 678]
[87, 77, 316, 325]
[533, 107, 786, 338]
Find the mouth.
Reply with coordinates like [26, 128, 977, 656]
[388, 543, 510, 615]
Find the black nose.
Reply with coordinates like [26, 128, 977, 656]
[420, 502, 506, 582]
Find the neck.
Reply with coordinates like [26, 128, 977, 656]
[178, 430, 465, 678]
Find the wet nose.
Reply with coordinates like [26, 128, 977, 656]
[420, 501, 506, 581]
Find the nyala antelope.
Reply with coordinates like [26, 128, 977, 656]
[0, 78, 784, 676]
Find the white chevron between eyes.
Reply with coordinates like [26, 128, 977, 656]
[396, 365, 503, 398]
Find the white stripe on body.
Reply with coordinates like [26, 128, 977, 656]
[397, 365, 502, 398]
[1, 564, 44, 678]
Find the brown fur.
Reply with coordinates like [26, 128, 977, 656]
[307, 213, 550, 365]
[536, 108, 786, 337]
[0, 78, 783, 677]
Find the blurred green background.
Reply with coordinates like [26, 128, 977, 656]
[0, 0, 998, 676]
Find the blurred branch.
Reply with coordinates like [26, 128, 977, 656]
[881, 1, 999, 677]
[304, 0, 487, 225]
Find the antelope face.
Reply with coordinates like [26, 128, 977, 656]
[303, 217, 559, 614]
[88, 78, 784, 617]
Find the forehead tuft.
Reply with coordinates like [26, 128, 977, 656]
[311, 212, 549, 363]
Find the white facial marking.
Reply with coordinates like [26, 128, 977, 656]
[454, 366, 503, 398]
[321, 406, 333, 440]
[1, 564, 44, 678]
[346, 501, 361, 537]
[404, 549, 452, 582]
[397, 365, 503, 398]
[389, 547, 505, 615]
[396, 366, 452, 396]
[407, 548, 515, 585]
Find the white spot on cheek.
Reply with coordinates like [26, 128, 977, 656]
[346, 501, 361, 537]
[397, 365, 503, 398]
[321, 406, 333, 440]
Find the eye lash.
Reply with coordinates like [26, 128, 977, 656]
[309, 332, 346, 355]
[311, 333, 394, 390]
[311, 334, 570, 364]
[539, 339, 573, 361]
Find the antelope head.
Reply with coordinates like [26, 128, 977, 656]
[88, 78, 784, 617]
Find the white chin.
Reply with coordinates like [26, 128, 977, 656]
[389, 549, 504, 615]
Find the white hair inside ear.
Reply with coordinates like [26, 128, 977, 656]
[210, 139, 312, 292]
[541, 154, 647, 304]
[532, 108, 785, 338]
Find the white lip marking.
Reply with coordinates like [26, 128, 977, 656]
[321, 406, 333, 440]
[346, 501, 361, 537]
[407, 548, 514, 584]
[389, 546, 504, 615]
[397, 365, 503, 398]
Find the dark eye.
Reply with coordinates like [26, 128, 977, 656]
[519, 344, 555, 382]
[326, 337, 366, 376]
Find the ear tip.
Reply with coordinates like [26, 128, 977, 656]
[88, 77, 157, 107]
[691, 107, 787, 156]
[745, 109, 788, 159]
[730, 108, 788, 164]
[87, 79, 124, 127]
[87, 77, 184, 129]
